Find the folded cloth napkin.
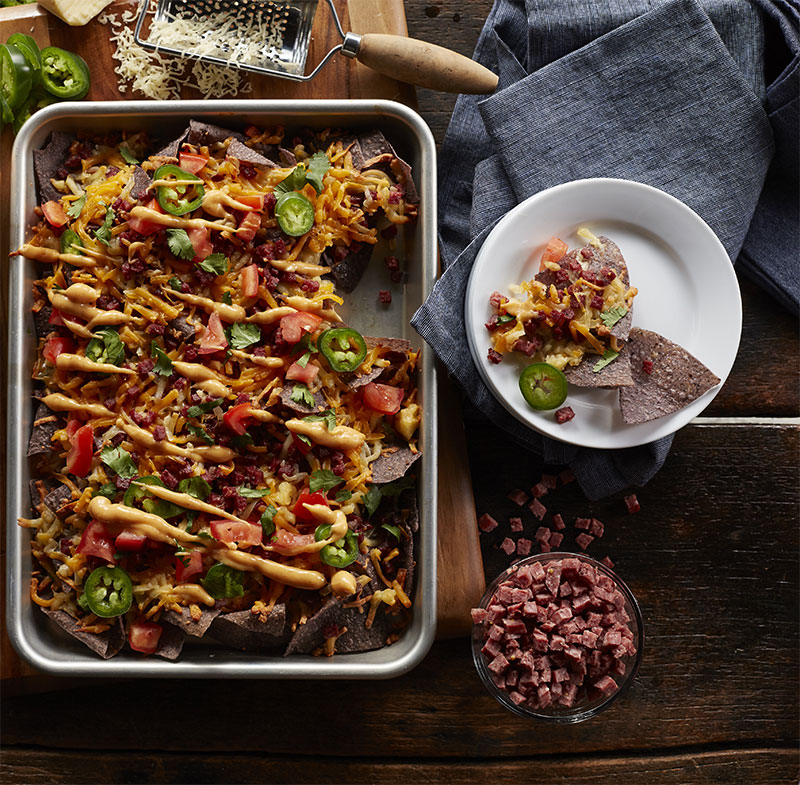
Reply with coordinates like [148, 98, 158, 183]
[412, 0, 797, 500]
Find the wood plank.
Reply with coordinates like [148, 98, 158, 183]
[1, 747, 797, 785]
[3, 425, 796, 756]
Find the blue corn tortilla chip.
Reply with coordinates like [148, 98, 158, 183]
[28, 401, 63, 457]
[371, 446, 421, 484]
[226, 138, 277, 168]
[154, 623, 185, 661]
[564, 351, 634, 389]
[43, 484, 74, 520]
[209, 605, 288, 651]
[129, 166, 152, 201]
[33, 131, 73, 203]
[279, 384, 327, 415]
[155, 127, 189, 159]
[40, 608, 125, 659]
[325, 241, 374, 293]
[187, 120, 245, 146]
[164, 606, 220, 638]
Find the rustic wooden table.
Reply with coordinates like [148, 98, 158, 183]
[2, 1, 798, 783]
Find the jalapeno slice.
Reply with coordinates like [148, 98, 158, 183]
[518, 362, 568, 410]
[60, 228, 83, 255]
[40, 47, 90, 100]
[7, 34, 41, 80]
[124, 476, 184, 519]
[315, 524, 359, 568]
[1, 43, 33, 110]
[318, 327, 367, 373]
[153, 164, 205, 216]
[274, 191, 314, 237]
[82, 566, 133, 618]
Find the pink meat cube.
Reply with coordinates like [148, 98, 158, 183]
[516, 538, 532, 556]
[509, 517, 523, 532]
[551, 607, 573, 625]
[539, 542, 552, 553]
[578, 562, 597, 584]
[604, 629, 623, 648]
[486, 604, 505, 623]
[574, 517, 591, 531]
[564, 646, 584, 664]
[559, 683, 578, 707]
[509, 690, 526, 705]
[500, 537, 516, 555]
[507, 488, 530, 506]
[559, 468, 576, 485]
[553, 667, 569, 683]
[531, 482, 548, 499]
[550, 634, 566, 651]
[514, 565, 534, 588]
[532, 629, 549, 651]
[624, 493, 640, 513]
[470, 608, 488, 624]
[552, 513, 566, 531]
[589, 518, 605, 538]
[534, 526, 551, 543]
[478, 513, 499, 533]
[496, 585, 515, 605]
[510, 587, 531, 604]
[519, 651, 536, 671]
[572, 594, 592, 614]
[522, 601, 538, 617]
[503, 618, 527, 635]
[488, 624, 505, 641]
[529, 498, 547, 520]
[601, 556, 615, 569]
[582, 630, 599, 648]
[481, 639, 501, 659]
[549, 532, 564, 548]
[594, 675, 618, 695]
[559, 582, 572, 598]
[541, 473, 558, 489]
[537, 684, 552, 707]
[576, 533, 595, 551]
[506, 668, 519, 688]
[544, 564, 562, 594]
[530, 562, 546, 581]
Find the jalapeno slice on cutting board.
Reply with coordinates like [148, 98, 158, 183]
[519, 362, 568, 410]
[318, 327, 367, 372]
[153, 164, 205, 215]
[0, 43, 32, 110]
[274, 191, 314, 237]
[82, 565, 133, 618]
[40, 46, 90, 100]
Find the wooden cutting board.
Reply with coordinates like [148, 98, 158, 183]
[0, 0, 484, 685]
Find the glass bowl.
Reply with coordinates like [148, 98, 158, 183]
[471, 552, 644, 722]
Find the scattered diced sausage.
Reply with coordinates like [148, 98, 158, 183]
[531, 482, 548, 499]
[378, 289, 392, 304]
[500, 537, 516, 555]
[471, 608, 489, 624]
[574, 517, 591, 531]
[552, 513, 566, 531]
[507, 488, 530, 506]
[534, 527, 551, 543]
[601, 556, 615, 569]
[550, 532, 564, 548]
[488, 348, 503, 364]
[589, 518, 605, 538]
[478, 514, 499, 533]
[510, 517, 523, 533]
[624, 494, 640, 514]
[529, 498, 547, 520]
[541, 474, 558, 490]
[555, 406, 575, 423]
[517, 538, 532, 556]
[576, 533, 595, 551]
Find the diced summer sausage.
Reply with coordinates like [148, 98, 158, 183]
[510, 517, 523, 532]
[589, 518, 605, 538]
[624, 493, 640, 513]
[541, 474, 558, 490]
[507, 488, 529, 506]
[478, 513, 499, 533]
[549, 532, 564, 548]
[516, 538, 532, 556]
[500, 537, 516, 555]
[534, 526, 551, 543]
[552, 513, 566, 531]
[574, 517, 591, 531]
[531, 482, 548, 498]
[576, 533, 595, 551]
[529, 498, 547, 520]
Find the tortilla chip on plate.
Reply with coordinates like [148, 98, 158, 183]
[40, 608, 125, 659]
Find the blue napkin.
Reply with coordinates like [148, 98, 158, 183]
[411, 0, 797, 500]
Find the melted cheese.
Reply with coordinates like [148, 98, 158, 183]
[87, 496, 205, 545]
[285, 419, 366, 450]
[168, 290, 245, 322]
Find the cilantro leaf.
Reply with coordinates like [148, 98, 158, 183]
[305, 152, 331, 194]
[186, 398, 223, 418]
[237, 486, 269, 499]
[296, 434, 312, 447]
[166, 228, 195, 261]
[593, 349, 620, 372]
[93, 205, 115, 246]
[198, 253, 228, 276]
[186, 423, 214, 445]
[496, 314, 515, 325]
[382, 523, 402, 541]
[85, 327, 125, 366]
[303, 409, 336, 431]
[66, 194, 86, 220]
[362, 485, 382, 518]
[120, 145, 139, 165]
[150, 342, 173, 376]
[231, 433, 255, 449]
[335, 489, 352, 503]
[229, 322, 261, 350]
[168, 277, 183, 291]
[93, 483, 118, 500]
[222, 291, 232, 306]
[261, 505, 277, 537]
[100, 445, 137, 478]
[177, 476, 211, 501]
[274, 164, 308, 194]
[296, 351, 311, 368]
[599, 306, 628, 328]
[201, 563, 244, 599]
[309, 469, 343, 494]
[290, 384, 315, 407]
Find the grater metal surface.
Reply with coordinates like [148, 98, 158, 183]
[134, 0, 350, 81]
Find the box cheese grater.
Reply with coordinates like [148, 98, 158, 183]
[133, 0, 498, 92]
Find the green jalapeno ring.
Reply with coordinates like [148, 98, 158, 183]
[40, 46, 90, 100]
[0, 43, 33, 111]
[82, 565, 133, 618]
[153, 164, 205, 216]
[318, 327, 367, 373]
[319, 529, 359, 568]
[60, 228, 83, 255]
[274, 191, 314, 237]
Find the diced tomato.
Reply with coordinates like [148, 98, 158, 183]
[128, 620, 162, 655]
[197, 312, 228, 355]
[187, 226, 212, 262]
[115, 531, 147, 552]
[128, 198, 163, 236]
[293, 491, 328, 523]
[241, 264, 259, 297]
[279, 311, 323, 345]
[42, 200, 68, 227]
[291, 433, 313, 456]
[43, 335, 75, 365]
[236, 211, 261, 243]
[286, 361, 319, 385]
[270, 528, 316, 555]
[65, 417, 82, 440]
[65, 423, 94, 476]
[77, 520, 115, 563]
[223, 402, 253, 436]
[236, 194, 265, 211]
[48, 308, 65, 326]
[540, 236, 568, 270]
[210, 519, 263, 548]
[363, 382, 404, 415]
[178, 152, 209, 174]
[175, 550, 204, 583]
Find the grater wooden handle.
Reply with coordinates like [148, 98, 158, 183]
[355, 34, 498, 95]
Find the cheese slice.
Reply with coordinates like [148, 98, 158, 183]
[38, 0, 114, 26]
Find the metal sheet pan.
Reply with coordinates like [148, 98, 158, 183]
[7, 100, 437, 678]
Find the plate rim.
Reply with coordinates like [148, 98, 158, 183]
[464, 177, 742, 450]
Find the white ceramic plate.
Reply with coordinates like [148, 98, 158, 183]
[465, 178, 741, 449]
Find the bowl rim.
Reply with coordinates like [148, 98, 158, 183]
[471, 552, 644, 722]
